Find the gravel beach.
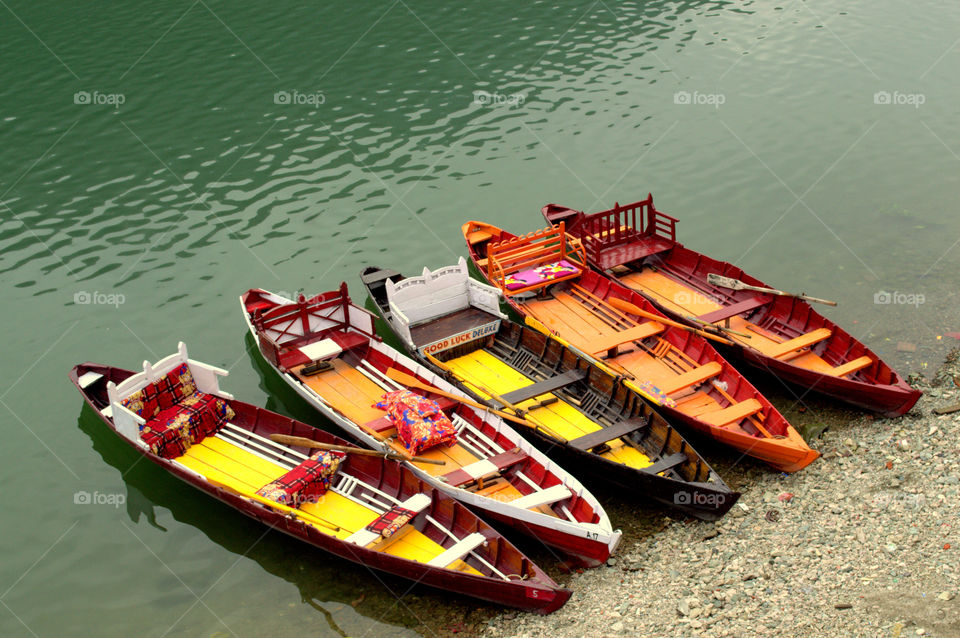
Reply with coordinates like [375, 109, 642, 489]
[483, 353, 960, 638]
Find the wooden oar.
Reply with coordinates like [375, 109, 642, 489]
[707, 273, 837, 306]
[384, 367, 530, 428]
[207, 478, 340, 531]
[268, 434, 446, 466]
[684, 314, 752, 338]
[607, 298, 734, 346]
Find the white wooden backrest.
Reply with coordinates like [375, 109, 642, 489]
[386, 258, 505, 346]
[105, 342, 230, 444]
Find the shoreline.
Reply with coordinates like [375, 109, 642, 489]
[481, 352, 960, 637]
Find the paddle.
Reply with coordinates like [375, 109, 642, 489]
[207, 478, 341, 531]
[607, 298, 735, 346]
[383, 367, 531, 428]
[707, 273, 838, 306]
[268, 434, 446, 466]
[684, 314, 752, 339]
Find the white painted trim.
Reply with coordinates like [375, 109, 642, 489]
[426, 532, 486, 567]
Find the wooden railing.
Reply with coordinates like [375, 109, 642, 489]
[486, 223, 586, 295]
[575, 195, 678, 264]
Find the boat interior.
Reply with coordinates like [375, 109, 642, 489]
[463, 225, 787, 440]
[77, 362, 531, 580]
[243, 288, 600, 527]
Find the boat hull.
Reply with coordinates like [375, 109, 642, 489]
[361, 265, 741, 520]
[543, 199, 922, 417]
[69, 363, 570, 614]
[239, 288, 621, 567]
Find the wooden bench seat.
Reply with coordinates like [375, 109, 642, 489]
[697, 296, 769, 324]
[426, 532, 487, 567]
[699, 399, 763, 427]
[440, 449, 529, 487]
[509, 483, 571, 510]
[581, 322, 666, 355]
[640, 452, 687, 476]
[829, 355, 872, 378]
[499, 369, 587, 404]
[768, 328, 832, 359]
[568, 417, 649, 451]
[657, 361, 723, 394]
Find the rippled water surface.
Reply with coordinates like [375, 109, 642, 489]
[2, 1, 959, 636]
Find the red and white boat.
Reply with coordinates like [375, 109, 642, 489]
[239, 284, 622, 566]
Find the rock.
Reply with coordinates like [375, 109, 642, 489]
[610, 621, 624, 632]
[678, 599, 691, 616]
[937, 591, 954, 601]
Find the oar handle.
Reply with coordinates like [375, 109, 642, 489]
[799, 294, 838, 307]
[607, 297, 734, 346]
[268, 434, 445, 465]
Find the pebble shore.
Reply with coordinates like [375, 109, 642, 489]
[484, 353, 960, 638]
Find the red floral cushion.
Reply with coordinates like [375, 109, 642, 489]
[374, 390, 458, 455]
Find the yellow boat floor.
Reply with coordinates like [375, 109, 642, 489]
[445, 350, 652, 469]
[617, 268, 835, 371]
[176, 435, 479, 573]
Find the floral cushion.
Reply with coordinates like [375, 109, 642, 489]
[257, 451, 344, 506]
[374, 390, 458, 455]
[503, 259, 580, 290]
[120, 388, 159, 419]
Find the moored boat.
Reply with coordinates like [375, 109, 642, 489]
[239, 284, 621, 566]
[69, 343, 570, 613]
[360, 259, 741, 520]
[541, 195, 922, 417]
[460, 221, 819, 473]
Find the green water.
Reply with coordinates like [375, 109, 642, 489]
[2, 1, 959, 635]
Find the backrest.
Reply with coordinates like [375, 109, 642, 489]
[385, 258, 504, 348]
[486, 223, 586, 294]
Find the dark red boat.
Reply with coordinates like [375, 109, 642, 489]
[541, 195, 922, 417]
[69, 343, 571, 614]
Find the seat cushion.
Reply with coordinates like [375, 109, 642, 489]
[256, 451, 344, 506]
[503, 259, 580, 291]
[374, 390, 458, 455]
[140, 391, 235, 459]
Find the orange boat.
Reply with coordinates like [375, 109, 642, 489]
[461, 220, 819, 473]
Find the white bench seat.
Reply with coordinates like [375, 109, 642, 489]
[426, 532, 487, 567]
[509, 483, 571, 510]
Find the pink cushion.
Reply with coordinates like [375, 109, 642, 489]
[504, 259, 580, 290]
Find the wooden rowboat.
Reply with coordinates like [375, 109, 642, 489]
[541, 195, 922, 417]
[360, 259, 741, 520]
[460, 221, 819, 473]
[239, 285, 621, 567]
[69, 343, 570, 613]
